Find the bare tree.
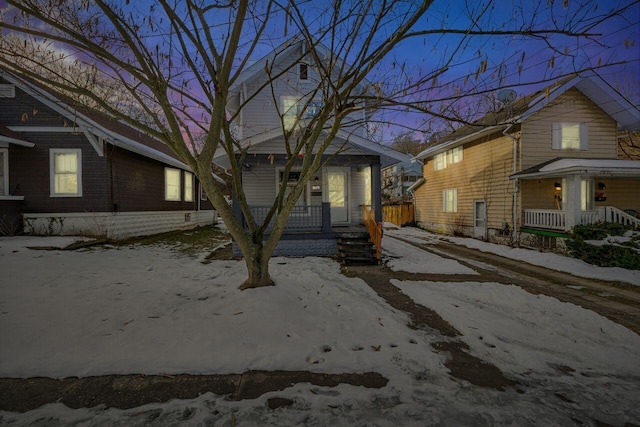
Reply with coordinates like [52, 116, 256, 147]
[0, 0, 635, 288]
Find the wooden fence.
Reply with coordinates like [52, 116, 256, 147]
[382, 203, 414, 227]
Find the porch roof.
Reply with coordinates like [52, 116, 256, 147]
[213, 128, 408, 169]
[0, 124, 34, 147]
[510, 158, 640, 179]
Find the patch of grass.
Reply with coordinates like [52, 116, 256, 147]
[120, 225, 231, 257]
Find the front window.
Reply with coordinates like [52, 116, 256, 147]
[278, 169, 309, 212]
[50, 149, 82, 197]
[443, 188, 458, 212]
[184, 172, 193, 202]
[0, 149, 7, 195]
[165, 168, 181, 201]
[581, 179, 594, 211]
[552, 122, 588, 150]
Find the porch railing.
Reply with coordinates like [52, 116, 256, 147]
[246, 204, 329, 232]
[524, 206, 640, 231]
[602, 206, 640, 228]
[523, 209, 566, 230]
[362, 205, 382, 261]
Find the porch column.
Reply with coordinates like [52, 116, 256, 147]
[564, 175, 581, 231]
[371, 162, 382, 223]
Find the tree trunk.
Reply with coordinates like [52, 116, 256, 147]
[239, 243, 275, 290]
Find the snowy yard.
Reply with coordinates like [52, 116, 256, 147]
[1, 226, 639, 426]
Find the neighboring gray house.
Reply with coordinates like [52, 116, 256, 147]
[214, 38, 406, 261]
[382, 154, 424, 202]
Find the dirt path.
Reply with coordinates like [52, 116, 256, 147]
[347, 234, 640, 392]
[389, 235, 640, 334]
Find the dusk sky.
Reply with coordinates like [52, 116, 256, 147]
[1, 0, 637, 142]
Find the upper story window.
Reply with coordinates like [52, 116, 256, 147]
[281, 96, 323, 130]
[165, 167, 181, 201]
[433, 146, 463, 171]
[50, 149, 82, 197]
[281, 96, 298, 131]
[0, 149, 7, 195]
[184, 172, 194, 202]
[448, 146, 463, 164]
[552, 122, 588, 150]
[299, 63, 308, 81]
[434, 152, 446, 170]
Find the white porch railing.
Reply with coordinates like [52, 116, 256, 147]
[602, 206, 640, 228]
[524, 206, 640, 230]
[523, 209, 566, 230]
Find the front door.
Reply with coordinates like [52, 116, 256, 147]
[325, 167, 349, 224]
[474, 200, 486, 238]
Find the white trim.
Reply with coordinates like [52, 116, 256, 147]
[184, 171, 194, 202]
[49, 148, 82, 197]
[0, 195, 24, 201]
[8, 126, 84, 133]
[0, 135, 35, 147]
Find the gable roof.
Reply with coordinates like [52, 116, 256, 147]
[227, 36, 371, 114]
[414, 73, 640, 160]
[0, 67, 189, 170]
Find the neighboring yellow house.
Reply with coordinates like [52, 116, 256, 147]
[411, 73, 640, 248]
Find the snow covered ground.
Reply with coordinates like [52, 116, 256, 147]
[1, 226, 639, 426]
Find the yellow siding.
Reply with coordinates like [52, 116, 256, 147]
[521, 179, 563, 210]
[521, 88, 618, 169]
[595, 178, 640, 213]
[414, 132, 515, 234]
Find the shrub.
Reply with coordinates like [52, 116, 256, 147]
[566, 223, 640, 270]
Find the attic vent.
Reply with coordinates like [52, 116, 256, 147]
[0, 84, 15, 98]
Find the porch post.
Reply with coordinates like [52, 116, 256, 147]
[321, 202, 332, 232]
[564, 175, 581, 231]
[371, 161, 382, 223]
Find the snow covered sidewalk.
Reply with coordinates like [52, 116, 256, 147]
[1, 231, 640, 426]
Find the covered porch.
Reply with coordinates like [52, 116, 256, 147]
[512, 158, 640, 232]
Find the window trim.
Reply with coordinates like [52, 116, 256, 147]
[442, 188, 458, 213]
[184, 171, 194, 202]
[164, 167, 182, 201]
[0, 148, 7, 196]
[50, 148, 82, 197]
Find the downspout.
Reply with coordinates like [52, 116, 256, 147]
[503, 124, 519, 244]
